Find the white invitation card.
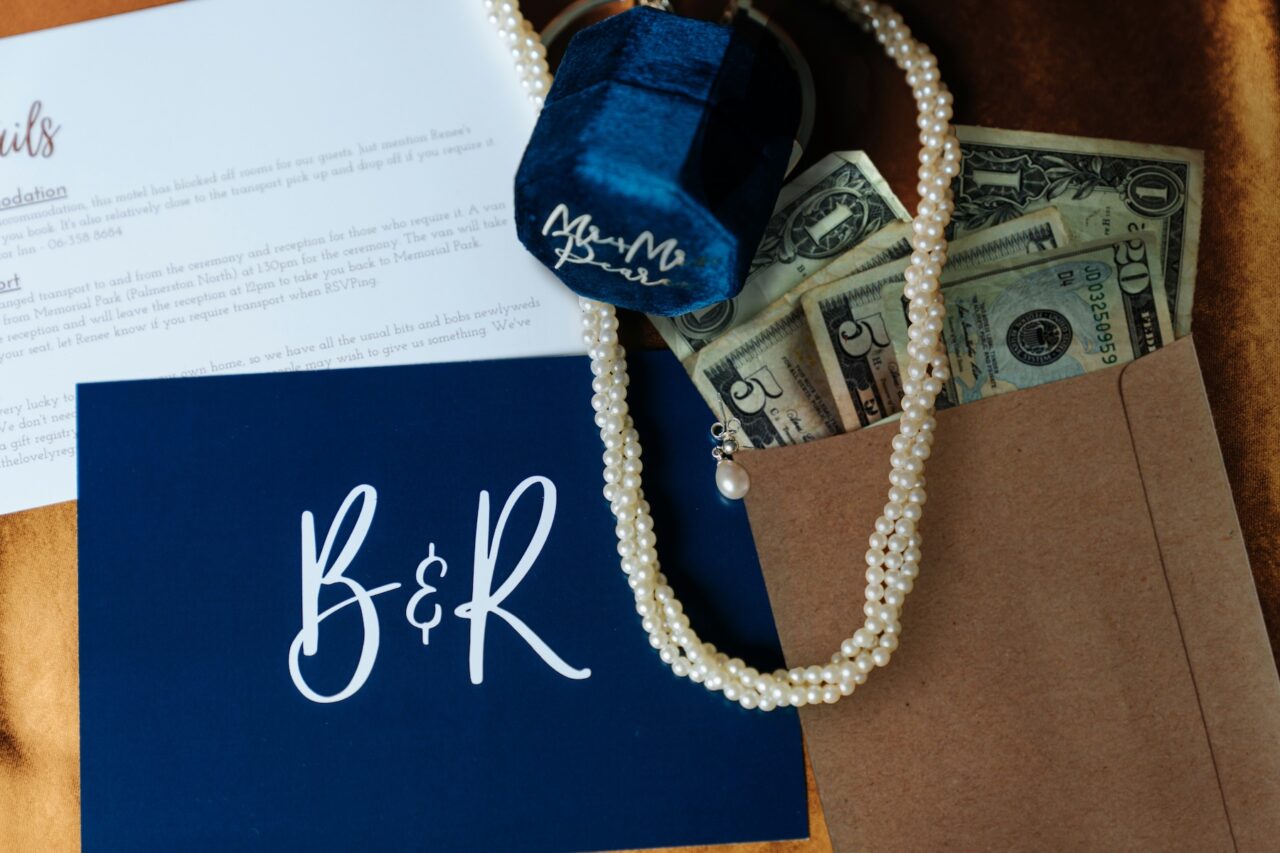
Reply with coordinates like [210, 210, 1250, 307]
[0, 0, 583, 514]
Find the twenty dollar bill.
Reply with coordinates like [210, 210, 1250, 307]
[882, 232, 1172, 407]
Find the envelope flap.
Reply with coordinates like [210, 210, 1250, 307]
[1119, 336, 1280, 850]
[739, 350, 1243, 850]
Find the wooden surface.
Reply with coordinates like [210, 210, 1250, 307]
[1, 1, 1278, 851]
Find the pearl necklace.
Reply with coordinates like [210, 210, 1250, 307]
[485, 0, 956, 711]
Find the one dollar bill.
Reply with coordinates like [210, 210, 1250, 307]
[803, 208, 1070, 429]
[882, 232, 1172, 406]
[648, 151, 909, 362]
[795, 219, 914, 293]
[952, 125, 1202, 337]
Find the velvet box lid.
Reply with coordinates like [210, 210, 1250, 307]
[514, 6, 802, 315]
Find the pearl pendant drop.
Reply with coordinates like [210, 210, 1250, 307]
[715, 459, 750, 500]
[491, 0, 955, 710]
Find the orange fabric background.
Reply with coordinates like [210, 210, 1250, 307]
[1, 1, 1277, 851]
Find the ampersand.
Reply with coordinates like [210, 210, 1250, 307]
[405, 542, 448, 645]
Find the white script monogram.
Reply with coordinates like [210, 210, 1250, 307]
[288, 476, 591, 704]
[541, 202, 685, 286]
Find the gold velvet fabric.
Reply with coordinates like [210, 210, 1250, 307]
[1, 1, 1277, 850]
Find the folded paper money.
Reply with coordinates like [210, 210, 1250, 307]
[738, 336, 1280, 852]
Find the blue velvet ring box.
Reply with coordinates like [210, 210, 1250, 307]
[514, 7, 802, 316]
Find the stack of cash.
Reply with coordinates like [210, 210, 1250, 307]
[649, 127, 1204, 447]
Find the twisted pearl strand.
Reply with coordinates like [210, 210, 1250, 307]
[486, 0, 957, 710]
[484, 0, 552, 107]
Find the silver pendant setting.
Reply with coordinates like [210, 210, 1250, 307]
[710, 418, 749, 500]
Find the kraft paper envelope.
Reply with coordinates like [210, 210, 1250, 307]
[740, 336, 1280, 852]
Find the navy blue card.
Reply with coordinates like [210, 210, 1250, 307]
[77, 352, 807, 852]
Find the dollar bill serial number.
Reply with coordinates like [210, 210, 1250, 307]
[1057, 234, 1155, 365]
[1084, 278, 1118, 364]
